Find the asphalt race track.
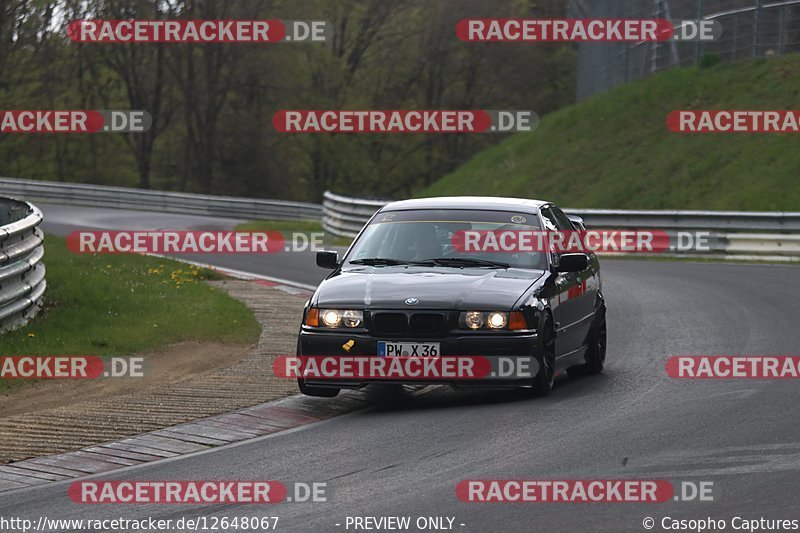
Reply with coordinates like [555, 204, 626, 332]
[3, 203, 799, 532]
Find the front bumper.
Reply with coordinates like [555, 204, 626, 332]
[297, 328, 540, 390]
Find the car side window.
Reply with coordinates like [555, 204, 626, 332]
[549, 207, 574, 230]
[540, 207, 559, 231]
[539, 207, 561, 265]
[542, 206, 587, 268]
[551, 206, 595, 263]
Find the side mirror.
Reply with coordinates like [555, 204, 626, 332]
[556, 253, 588, 273]
[567, 214, 586, 231]
[316, 250, 339, 269]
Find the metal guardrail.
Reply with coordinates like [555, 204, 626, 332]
[323, 191, 388, 238]
[322, 191, 800, 258]
[0, 197, 46, 333]
[560, 208, 800, 233]
[2, 179, 797, 260]
[0, 177, 322, 221]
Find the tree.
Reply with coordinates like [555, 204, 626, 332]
[82, 0, 174, 189]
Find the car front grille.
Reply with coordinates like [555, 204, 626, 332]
[373, 313, 407, 335]
[409, 313, 444, 335]
[372, 312, 446, 336]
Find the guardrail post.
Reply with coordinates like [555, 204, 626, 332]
[753, 0, 763, 57]
[695, 0, 704, 64]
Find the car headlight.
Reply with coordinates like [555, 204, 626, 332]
[321, 309, 342, 327]
[463, 311, 484, 330]
[459, 311, 528, 331]
[307, 308, 363, 328]
[487, 312, 507, 329]
[342, 310, 363, 327]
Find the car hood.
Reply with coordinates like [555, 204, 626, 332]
[314, 267, 545, 310]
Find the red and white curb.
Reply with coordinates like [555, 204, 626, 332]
[0, 391, 369, 493]
[0, 253, 331, 492]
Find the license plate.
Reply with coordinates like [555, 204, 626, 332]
[378, 341, 440, 357]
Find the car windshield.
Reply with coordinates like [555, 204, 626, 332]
[344, 209, 547, 270]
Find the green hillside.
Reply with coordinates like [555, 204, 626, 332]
[419, 55, 800, 211]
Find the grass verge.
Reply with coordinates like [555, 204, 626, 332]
[418, 55, 800, 211]
[1, 235, 261, 392]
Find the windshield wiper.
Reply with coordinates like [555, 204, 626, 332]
[424, 257, 510, 269]
[349, 258, 433, 266]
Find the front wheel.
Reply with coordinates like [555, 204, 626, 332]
[568, 311, 607, 376]
[527, 316, 556, 397]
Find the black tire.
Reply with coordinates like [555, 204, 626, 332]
[527, 316, 556, 397]
[298, 379, 340, 397]
[568, 310, 607, 376]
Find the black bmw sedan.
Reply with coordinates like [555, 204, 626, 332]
[296, 197, 607, 397]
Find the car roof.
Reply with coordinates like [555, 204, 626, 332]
[380, 196, 550, 212]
